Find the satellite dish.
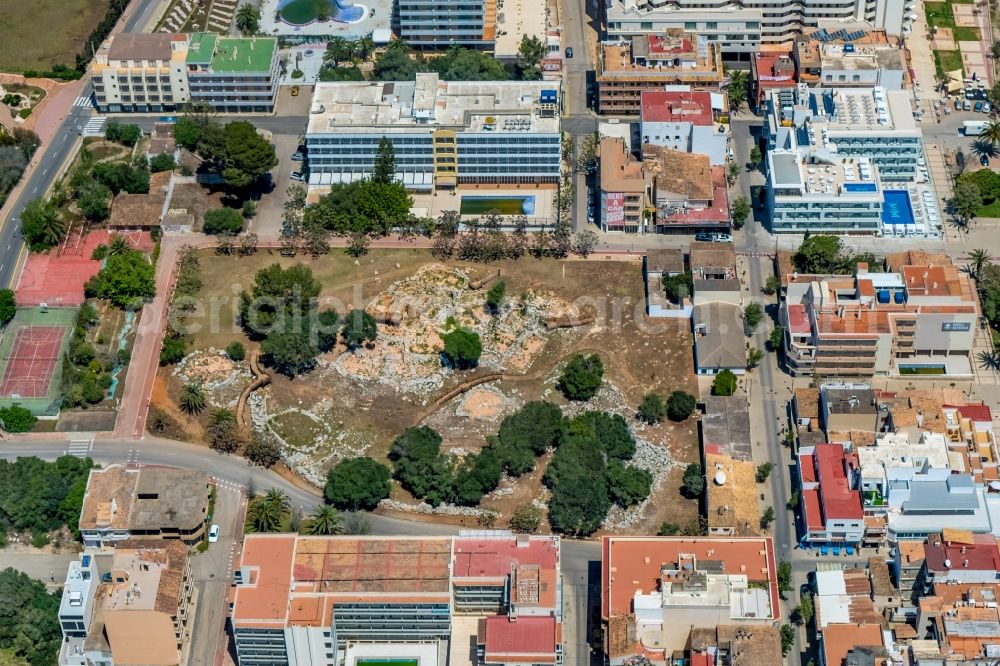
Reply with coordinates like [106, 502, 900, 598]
[714, 471, 727, 485]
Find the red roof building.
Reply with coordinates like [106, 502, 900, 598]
[478, 616, 559, 665]
[750, 50, 797, 106]
[924, 531, 1000, 585]
[797, 444, 864, 546]
[640, 90, 715, 126]
[601, 536, 780, 661]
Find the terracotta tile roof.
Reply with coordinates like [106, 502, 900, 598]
[599, 137, 645, 193]
[108, 193, 165, 228]
[642, 145, 714, 202]
[822, 623, 884, 666]
[481, 616, 557, 663]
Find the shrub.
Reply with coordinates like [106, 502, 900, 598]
[0, 405, 36, 432]
[666, 391, 697, 421]
[558, 354, 604, 401]
[0, 289, 15, 326]
[159, 335, 186, 365]
[485, 280, 506, 313]
[149, 152, 176, 173]
[203, 207, 244, 235]
[226, 341, 246, 362]
[244, 432, 281, 468]
[682, 463, 704, 497]
[744, 302, 764, 332]
[637, 393, 666, 424]
[509, 505, 543, 533]
[712, 369, 737, 396]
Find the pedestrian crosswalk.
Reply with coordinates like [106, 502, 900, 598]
[71, 96, 92, 108]
[66, 438, 92, 458]
[81, 116, 107, 137]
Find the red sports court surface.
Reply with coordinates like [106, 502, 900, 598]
[16, 230, 155, 307]
[0, 325, 65, 397]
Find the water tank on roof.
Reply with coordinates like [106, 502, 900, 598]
[894, 291, 906, 304]
[877, 289, 890, 303]
[714, 471, 727, 485]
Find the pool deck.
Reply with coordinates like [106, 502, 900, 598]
[892, 354, 973, 378]
[410, 185, 556, 222]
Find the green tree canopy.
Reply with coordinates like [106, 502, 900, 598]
[666, 391, 697, 421]
[0, 568, 62, 665]
[325, 457, 392, 511]
[203, 207, 244, 235]
[661, 272, 693, 304]
[637, 392, 667, 424]
[21, 198, 65, 251]
[683, 462, 705, 497]
[558, 353, 604, 401]
[85, 250, 155, 308]
[0, 289, 15, 326]
[516, 34, 547, 80]
[441, 328, 482, 369]
[792, 234, 842, 274]
[342, 309, 377, 349]
[372, 137, 396, 184]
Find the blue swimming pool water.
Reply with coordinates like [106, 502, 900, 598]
[844, 182, 877, 193]
[882, 190, 914, 226]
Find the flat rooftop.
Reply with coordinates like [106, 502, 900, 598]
[600, 35, 722, 80]
[232, 535, 453, 628]
[701, 395, 752, 461]
[601, 536, 778, 619]
[705, 453, 761, 535]
[209, 37, 276, 73]
[820, 43, 903, 71]
[810, 88, 917, 133]
[308, 73, 560, 135]
[859, 431, 950, 479]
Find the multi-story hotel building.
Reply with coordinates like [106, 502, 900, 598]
[596, 32, 725, 115]
[92, 32, 278, 113]
[305, 73, 561, 190]
[230, 532, 562, 666]
[396, 0, 493, 48]
[603, 0, 906, 54]
[779, 260, 978, 378]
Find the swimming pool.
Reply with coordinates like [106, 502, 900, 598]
[882, 190, 914, 226]
[459, 195, 536, 216]
[898, 364, 946, 375]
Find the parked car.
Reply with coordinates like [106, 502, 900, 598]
[292, 151, 304, 161]
[985, 102, 993, 113]
[712, 233, 733, 243]
[695, 231, 713, 242]
[565, 47, 574, 58]
[965, 99, 972, 111]
[291, 171, 306, 181]
[955, 98, 962, 110]
[291, 85, 300, 97]
[975, 101, 983, 113]
[982, 155, 991, 167]
[208, 524, 220, 543]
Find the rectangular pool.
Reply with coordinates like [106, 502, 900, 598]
[459, 195, 536, 216]
[898, 364, 946, 375]
[882, 190, 915, 226]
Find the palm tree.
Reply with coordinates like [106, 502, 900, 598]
[968, 249, 993, 277]
[978, 348, 1000, 370]
[246, 488, 291, 533]
[302, 505, 343, 535]
[727, 69, 749, 111]
[178, 382, 205, 414]
[22, 199, 65, 248]
[107, 234, 130, 256]
[357, 34, 376, 61]
[324, 37, 348, 66]
[235, 4, 260, 35]
[982, 120, 1000, 146]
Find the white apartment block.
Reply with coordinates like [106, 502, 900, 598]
[603, 0, 906, 53]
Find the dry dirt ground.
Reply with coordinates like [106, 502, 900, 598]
[152, 248, 701, 531]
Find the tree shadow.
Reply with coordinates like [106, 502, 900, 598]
[970, 139, 999, 159]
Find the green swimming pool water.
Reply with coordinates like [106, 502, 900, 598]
[356, 661, 419, 666]
[459, 195, 536, 215]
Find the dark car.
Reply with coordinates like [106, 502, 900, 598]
[975, 101, 984, 113]
[982, 154, 991, 167]
[695, 231, 713, 242]
[565, 47, 574, 58]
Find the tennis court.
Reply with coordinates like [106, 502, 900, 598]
[0, 308, 75, 415]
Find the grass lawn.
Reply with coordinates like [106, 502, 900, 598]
[0, 0, 108, 72]
[459, 196, 534, 215]
[978, 199, 1000, 217]
[934, 50, 965, 77]
[926, 1, 956, 28]
[954, 26, 982, 40]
